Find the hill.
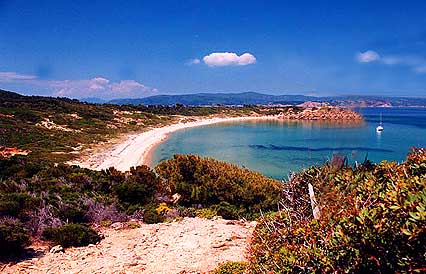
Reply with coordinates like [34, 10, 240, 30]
[109, 92, 314, 106]
[109, 92, 426, 107]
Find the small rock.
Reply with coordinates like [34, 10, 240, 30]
[111, 222, 125, 230]
[50, 245, 64, 253]
[212, 242, 226, 248]
[170, 193, 181, 204]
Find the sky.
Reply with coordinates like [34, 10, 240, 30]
[0, 0, 426, 99]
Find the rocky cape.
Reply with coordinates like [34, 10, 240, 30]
[278, 106, 363, 122]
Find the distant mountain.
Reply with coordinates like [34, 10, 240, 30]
[109, 92, 315, 106]
[326, 95, 426, 108]
[2, 89, 425, 107]
[80, 97, 108, 104]
[108, 92, 426, 107]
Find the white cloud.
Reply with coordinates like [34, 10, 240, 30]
[357, 50, 380, 63]
[186, 58, 201, 65]
[414, 66, 426, 74]
[111, 80, 158, 94]
[0, 72, 37, 81]
[0, 71, 158, 98]
[356, 51, 426, 74]
[88, 77, 110, 90]
[203, 52, 256, 67]
[51, 78, 158, 98]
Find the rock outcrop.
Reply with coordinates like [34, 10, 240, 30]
[279, 106, 363, 122]
[0, 147, 30, 158]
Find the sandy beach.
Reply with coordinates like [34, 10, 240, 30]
[70, 115, 278, 171]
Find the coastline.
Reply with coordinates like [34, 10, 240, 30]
[69, 115, 278, 171]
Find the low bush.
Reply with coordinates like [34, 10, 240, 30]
[57, 202, 88, 224]
[0, 217, 31, 255]
[247, 148, 426, 273]
[42, 223, 101, 247]
[114, 165, 159, 209]
[0, 193, 41, 218]
[155, 154, 283, 219]
[212, 261, 247, 274]
[195, 208, 217, 219]
[142, 203, 164, 224]
[211, 202, 242, 220]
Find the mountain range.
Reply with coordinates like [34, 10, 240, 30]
[100, 92, 426, 107]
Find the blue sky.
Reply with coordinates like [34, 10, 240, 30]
[0, 0, 426, 99]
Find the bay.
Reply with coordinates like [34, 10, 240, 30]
[151, 108, 426, 180]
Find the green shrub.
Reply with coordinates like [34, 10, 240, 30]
[0, 218, 31, 255]
[195, 208, 217, 219]
[212, 261, 247, 274]
[247, 148, 426, 273]
[0, 193, 41, 218]
[42, 224, 101, 247]
[211, 202, 242, 220]
[142, 203, 164, 224]
[114, 165, 159, 208]
[57, 203, 88, 223]
[155, 154, 283, 219]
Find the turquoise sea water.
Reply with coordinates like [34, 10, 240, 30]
[151, 108, 426, 180]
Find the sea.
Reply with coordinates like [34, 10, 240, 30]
[150, 108, 426, 180]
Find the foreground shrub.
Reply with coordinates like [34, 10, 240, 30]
[42, 224, 101, 247]
[57, 202, 88, 223]
[83, 198, 127, 224]
[155, 154, 283, 219]
[142, 203, 164, 224]
[114, 165, 159, 208]
[211, 202, 243, 220]
[0, 217, 30, 255]
[212, 261, 247, 274]
[248, 148, 426, 273]
[0, 193, 41, 218]
[195, 208, 217, 219]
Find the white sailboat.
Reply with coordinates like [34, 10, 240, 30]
[376, 113, 384, 132]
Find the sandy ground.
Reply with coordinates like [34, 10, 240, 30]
[69, 116, 277, 171]
[2, 217, 256, 274]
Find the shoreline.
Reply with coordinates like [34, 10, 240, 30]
[69, 115, 278, 171]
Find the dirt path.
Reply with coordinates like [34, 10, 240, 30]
[2, 217, 256, 274]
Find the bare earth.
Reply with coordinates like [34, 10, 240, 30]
[2, 217, 256, 274]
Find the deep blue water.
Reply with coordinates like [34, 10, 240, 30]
[151, 108, 426, 180]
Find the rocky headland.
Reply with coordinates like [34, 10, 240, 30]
[279, 106, 363, 122]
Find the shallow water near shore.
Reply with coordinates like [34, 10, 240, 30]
[151, 108, 426, 180]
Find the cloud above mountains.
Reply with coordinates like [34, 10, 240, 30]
[203, 52, 256, 67]
[0, 72, 37, 81]
[187, 52, 257, 67]
[0, 72, 158, 98]
[357, 50, 426, 74]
